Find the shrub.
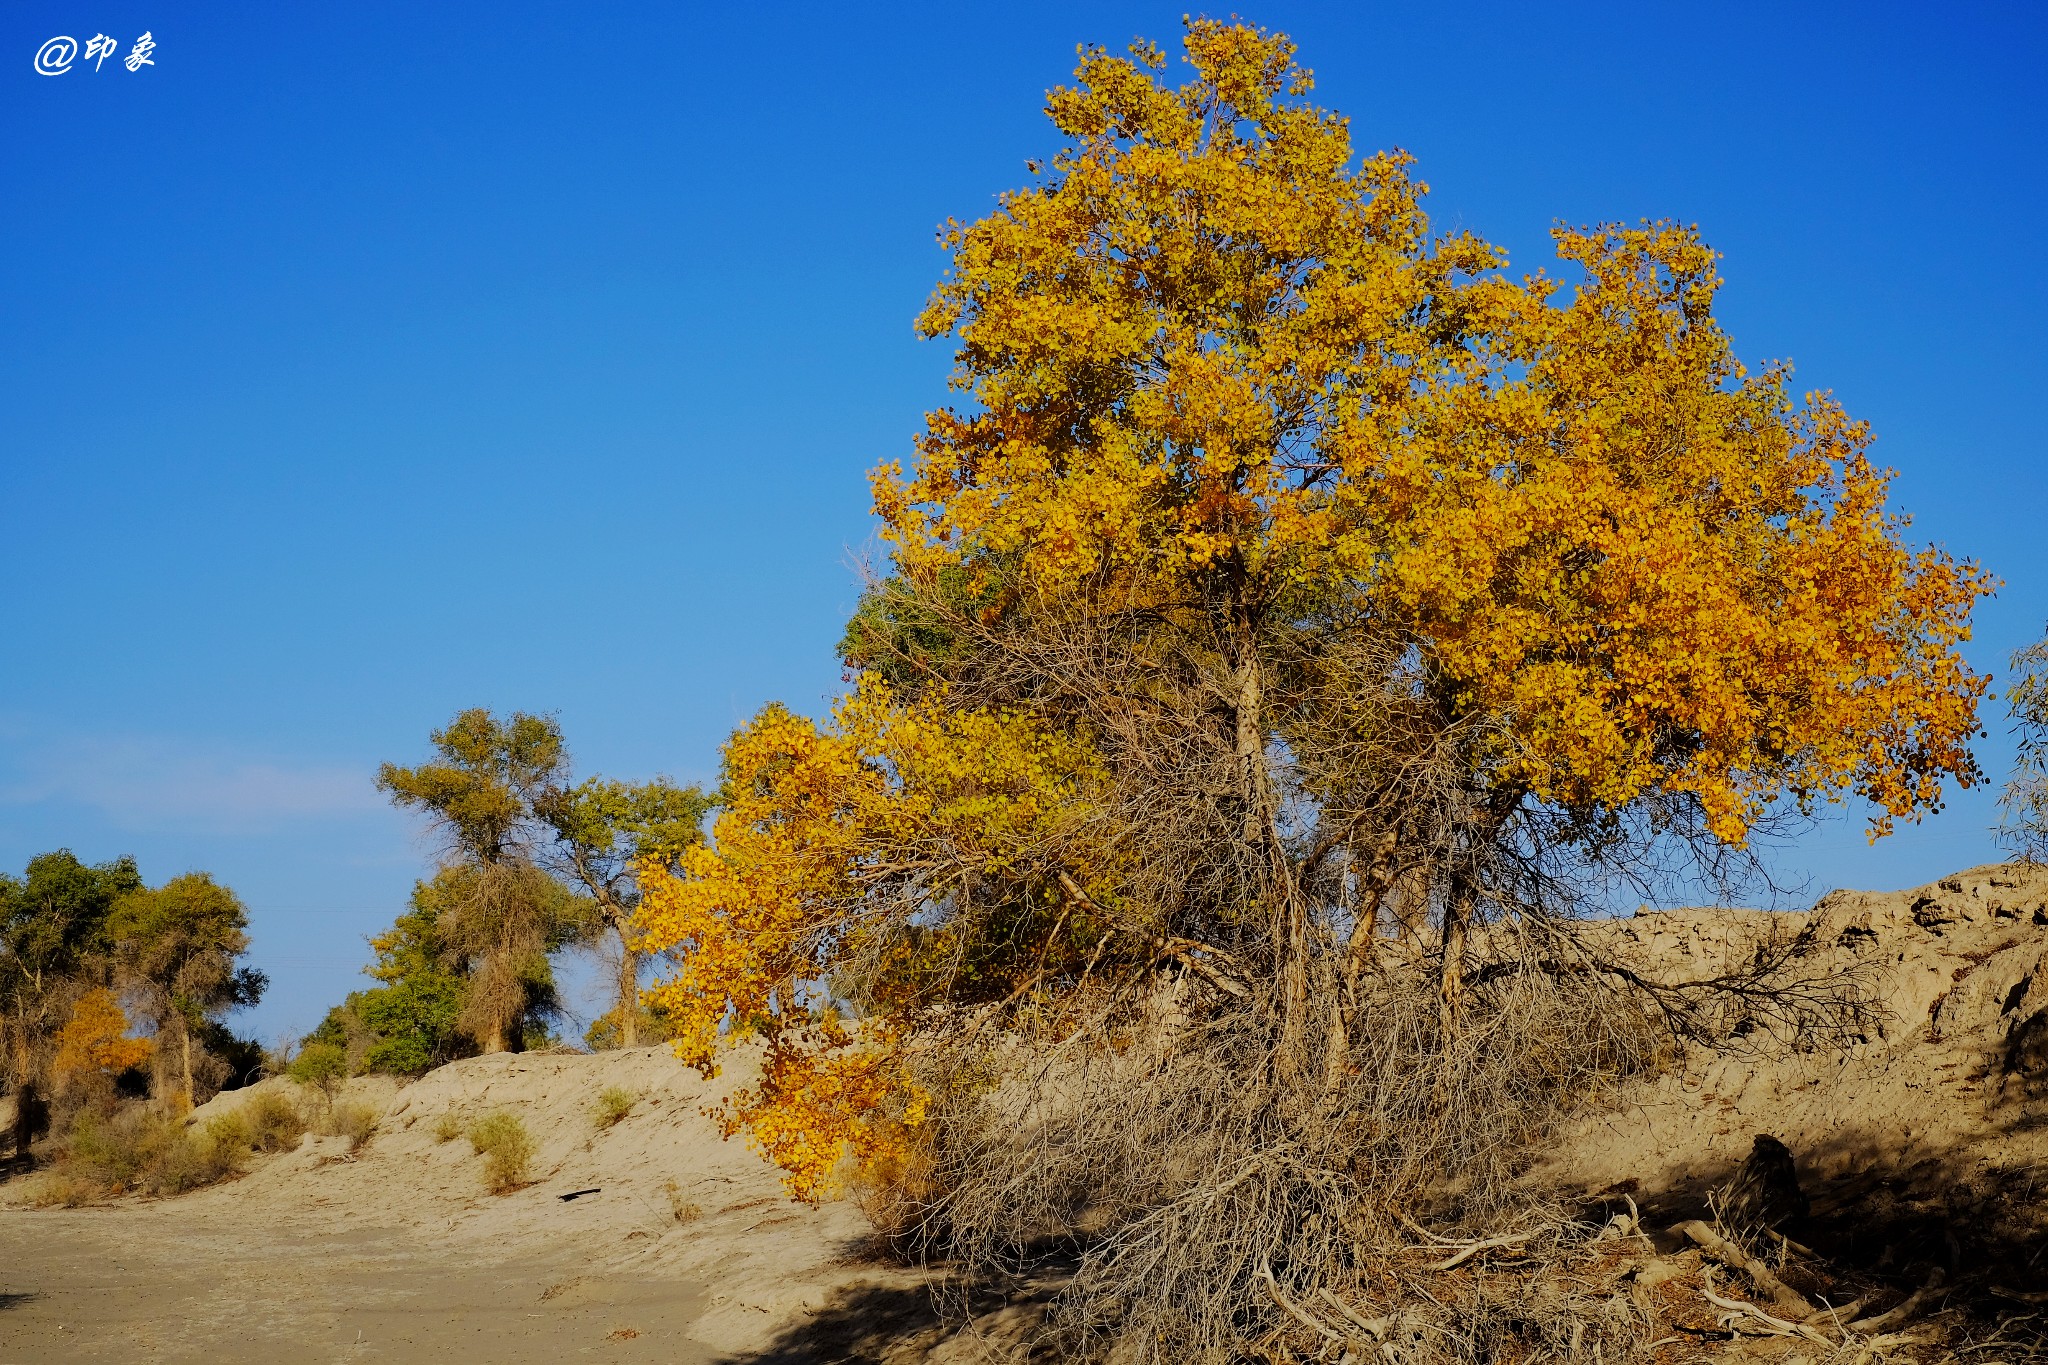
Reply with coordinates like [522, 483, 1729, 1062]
[465, 1111, 535, 1193]
[287, 1041, 349, 1101]
[663, 1178, 702, 1224]
[317, 1101, 379, 1152]
[432, 1110, 464, 1144]
[18, 1172, 102, 1208]
[60, 1106, 245, 1197]
[592, 1086, 635, 1130]
[242, 1090, 307, 1153]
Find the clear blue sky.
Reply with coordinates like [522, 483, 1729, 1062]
[4, 2, 2044, 1044]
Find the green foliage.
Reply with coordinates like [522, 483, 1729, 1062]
[287, 1041, 349, 1099]
[592, 1086, 635, 1129]
[583, 1003, 671, 1051]
[376, 709, 567, 864]
[2, 851, 144, 1150]
[0, 850, 141, 991]
[465, 1111, 535, 1193]
[106, 871, 265, 1100]
[311, 888, 475, 1075]
[535, 777, 712, 883]
[195, 1020, 266, 1092]
[836, 568, 997, 698]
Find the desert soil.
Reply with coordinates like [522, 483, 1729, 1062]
[8, 862, 2048, 1362]
[0, 1048, 908, 1364]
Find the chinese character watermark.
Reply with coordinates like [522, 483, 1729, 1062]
[34, 32, 156, 76]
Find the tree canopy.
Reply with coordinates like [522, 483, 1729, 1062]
[639, 21, 1992, 1216]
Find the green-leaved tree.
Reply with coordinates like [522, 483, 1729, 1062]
[107, 872, 265, 1107]
[1, 851, 141, 1156]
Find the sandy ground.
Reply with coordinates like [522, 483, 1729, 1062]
[9, 864, 2048, 1362]
[0, 1048, 905, 1364]
[0, 1203, 710, 1363]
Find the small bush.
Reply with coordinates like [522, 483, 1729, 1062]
[592, 1086, 636, 1130]
[432, 1110, 464, 1144]
[60, 1107, 245, 1197]
[18, 1172, 102, 1208]
[465, 1111, 535, 1194]
[317, 1101, 379, 1152]
[242, 1090, 307, 1153]
[663, 1178, 702, 1224]
[287, 1041, 350, 1101]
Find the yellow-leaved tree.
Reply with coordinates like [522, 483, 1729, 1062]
[640, 21, 1990, 1359]
[51, 987, 152, 1092]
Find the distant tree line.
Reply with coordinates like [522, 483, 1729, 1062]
[304, 709, 707, 1075]
[1, 852, 263, 1159]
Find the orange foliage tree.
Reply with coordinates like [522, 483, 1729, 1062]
[638, 20, 1991, 1204]
[52, 988, 152, 1090]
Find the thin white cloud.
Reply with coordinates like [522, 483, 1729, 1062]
[0, 730, 384, 835]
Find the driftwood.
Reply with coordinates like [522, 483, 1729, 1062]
[1699, 1271, 1834, 1345]
[1848, 1267, 1946, 1334]
[1678, 1220, 1814, 1319]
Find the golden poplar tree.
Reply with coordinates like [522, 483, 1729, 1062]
[638, 20, 1990, 1255]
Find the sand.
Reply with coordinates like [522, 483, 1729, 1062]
[9, 863, 2048, 1361]
[0, 1047, 903, 1363]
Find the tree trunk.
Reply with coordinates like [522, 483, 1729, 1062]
[11, 1027, 35, 1160]
[177, 1015, 194, 1108]
[617, 927, 640, 1049]
[1438, 875, 1475, 1037]
[480, 1018, 508, 1055]
[1230, 631, 1311, 1087]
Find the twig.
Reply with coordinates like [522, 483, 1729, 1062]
[1317, 1288, 1391, 1340]
[1255, 1258, 1349, 1346]
[1430, 1230, 1540, 1271]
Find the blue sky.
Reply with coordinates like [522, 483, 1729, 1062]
[3, 2, 2044, 1044]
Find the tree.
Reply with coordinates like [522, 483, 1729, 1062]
[308, 886, 476, 1074]
[535, 777, 710, 1048]
[107, 872, 265, 1107]
[52, 988, 153, 1092]
[0, 850, 141, 1157]
[1999, 628, 2048, 859]
[379, 710, 592, 1054]
[639, 21, 1992, 1357]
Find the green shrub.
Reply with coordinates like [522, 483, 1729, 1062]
[592, 1086, 636, 1130]
[432, 1110, 464, 1144]
[287, 1041, 350, 1100]
[465, 1111, 535, 1194]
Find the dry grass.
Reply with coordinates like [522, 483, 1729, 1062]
[240, 1090, 308, 1152]
[43, 1106, 247, 1200]
[465, 1111, 535, 1194]
[662, 1178, 702, 1224]
[591, 1086, 636, 1130]
[432, 1110, 464, 1144]
[314, 1101, 379, 1153]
